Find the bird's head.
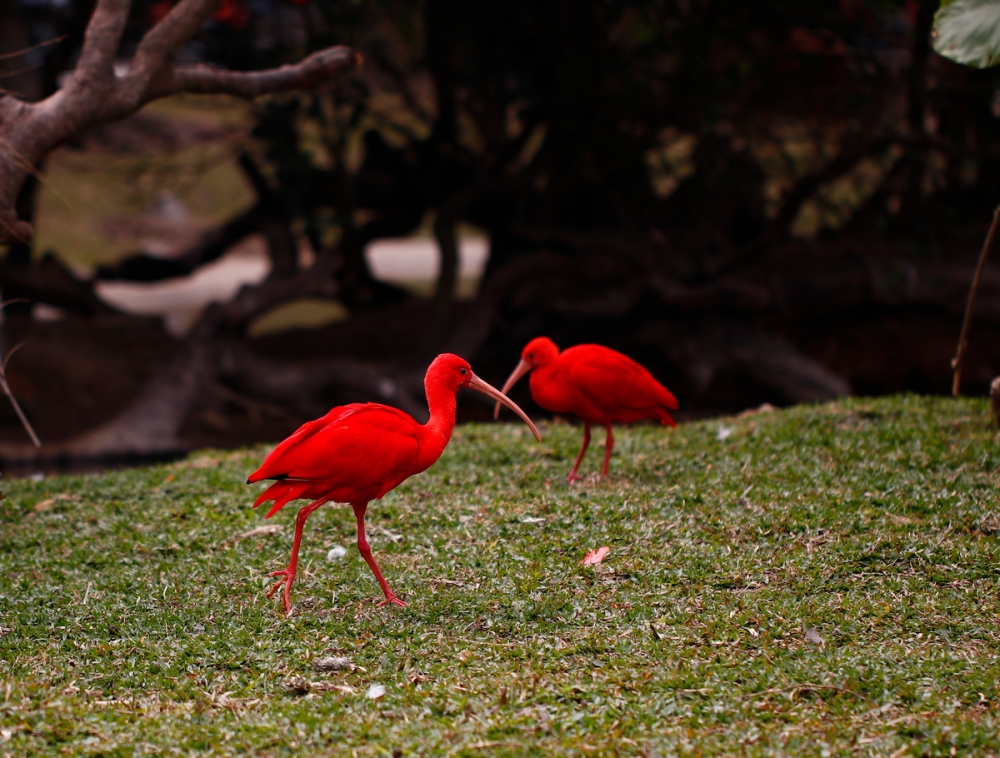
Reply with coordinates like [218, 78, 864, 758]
[492, 337, 558, 420]
[427, 353, 542, 440]
[426, 353, 477, 393]
[520, 336, 559, 369]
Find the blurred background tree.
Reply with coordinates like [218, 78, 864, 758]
[1, 0, 999, 468]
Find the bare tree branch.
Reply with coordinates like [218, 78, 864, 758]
[147, 46, 362, 102]
[72, 0, 129, 86]
[123, 0, 220, 99]
[0, 0, 361, 245]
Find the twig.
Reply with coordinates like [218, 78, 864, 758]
[0, 35, 68, 62]
[0, 364, 39, 447]
[0, 301, 40, 447]
[0, 63, 46, 81]
[951, 202, 1000, 396]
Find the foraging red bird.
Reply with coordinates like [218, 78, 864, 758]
[494, 337, 677, 481]
[247, 353, 541, 614]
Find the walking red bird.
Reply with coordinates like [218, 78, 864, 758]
[248, 353, 541, 613]
[494, 337, 677, 481]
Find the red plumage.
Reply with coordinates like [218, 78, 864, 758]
[250, 404, 423, 510]
[248, 354, 541, 614]
[497, 337, 678, 481]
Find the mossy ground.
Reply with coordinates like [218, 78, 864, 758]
[1, 395, 998, 756]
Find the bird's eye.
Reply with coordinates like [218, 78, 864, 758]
[528, 352, 535, 359]
[460, 368, 467, 375]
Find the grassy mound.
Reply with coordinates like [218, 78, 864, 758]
[1, 395, 998, 755]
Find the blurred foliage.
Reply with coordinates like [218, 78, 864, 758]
[212, 0, 1000, 281]
[12, 0, 1000, 291]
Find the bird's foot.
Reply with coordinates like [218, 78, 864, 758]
[266, 568, 295, 615]
[566, 473, 585, 483]
[378, 594, 407, 608]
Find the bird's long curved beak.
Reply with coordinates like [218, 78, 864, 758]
[468, 373, 542, 441]
[492, 359, 533, 420]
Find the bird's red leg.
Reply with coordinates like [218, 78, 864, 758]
[601, 424, 615, 478]
[352, 502, 406, 607]
[267, 498, 326, 615]
[567, 422, 591, 482]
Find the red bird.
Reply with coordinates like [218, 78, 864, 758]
[248, 353, 541, 613]
[495, 337, 677, 481]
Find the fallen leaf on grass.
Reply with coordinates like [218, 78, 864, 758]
[283, 676, 311, 696]
[187, 456, 221, 469]
[23, 494, 77, 520]
[366, 684, 386, 700]
[314, 656, 354, 672]
[374, 526, 403, 543]
[804, 627, 824, 645]
[737, 402, 776, 418]
[312, 682, 355, 694]
[581, 546, 610, 566]
[217, 525, 283, 548]
[283, 676, 357, 696]
[205, 692, 262, 711]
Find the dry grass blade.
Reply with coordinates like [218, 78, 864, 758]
[743, 683, 868, 702]
[0, 35, 68, 62]
[0, 139, 73, 212]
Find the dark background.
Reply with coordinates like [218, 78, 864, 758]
[1, 0, 999, 465]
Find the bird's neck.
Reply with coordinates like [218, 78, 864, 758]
[424, 381, 458, 445]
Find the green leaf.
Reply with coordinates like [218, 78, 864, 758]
[934, 0, 1000, 68]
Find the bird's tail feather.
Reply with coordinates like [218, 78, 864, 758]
[656, 406, 677, 427]
[254, 481, 311, 518]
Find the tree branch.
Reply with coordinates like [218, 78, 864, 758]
[124, 0, 219, 92]
[72, 0, 129, 86]
[706, 134, 943, 280]
[0, 0, 361, 246]
[146, 47, 362, 101]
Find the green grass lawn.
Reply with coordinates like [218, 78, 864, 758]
[1, 395, 998, 756]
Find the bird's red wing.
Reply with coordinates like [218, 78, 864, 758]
[250, 404, 422, 500]
[248, 404, 365, 483]
[565, 347, 678, 417]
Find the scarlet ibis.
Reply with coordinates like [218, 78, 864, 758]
[248, 353, 542, 613]
[494, 337, 677, 481]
